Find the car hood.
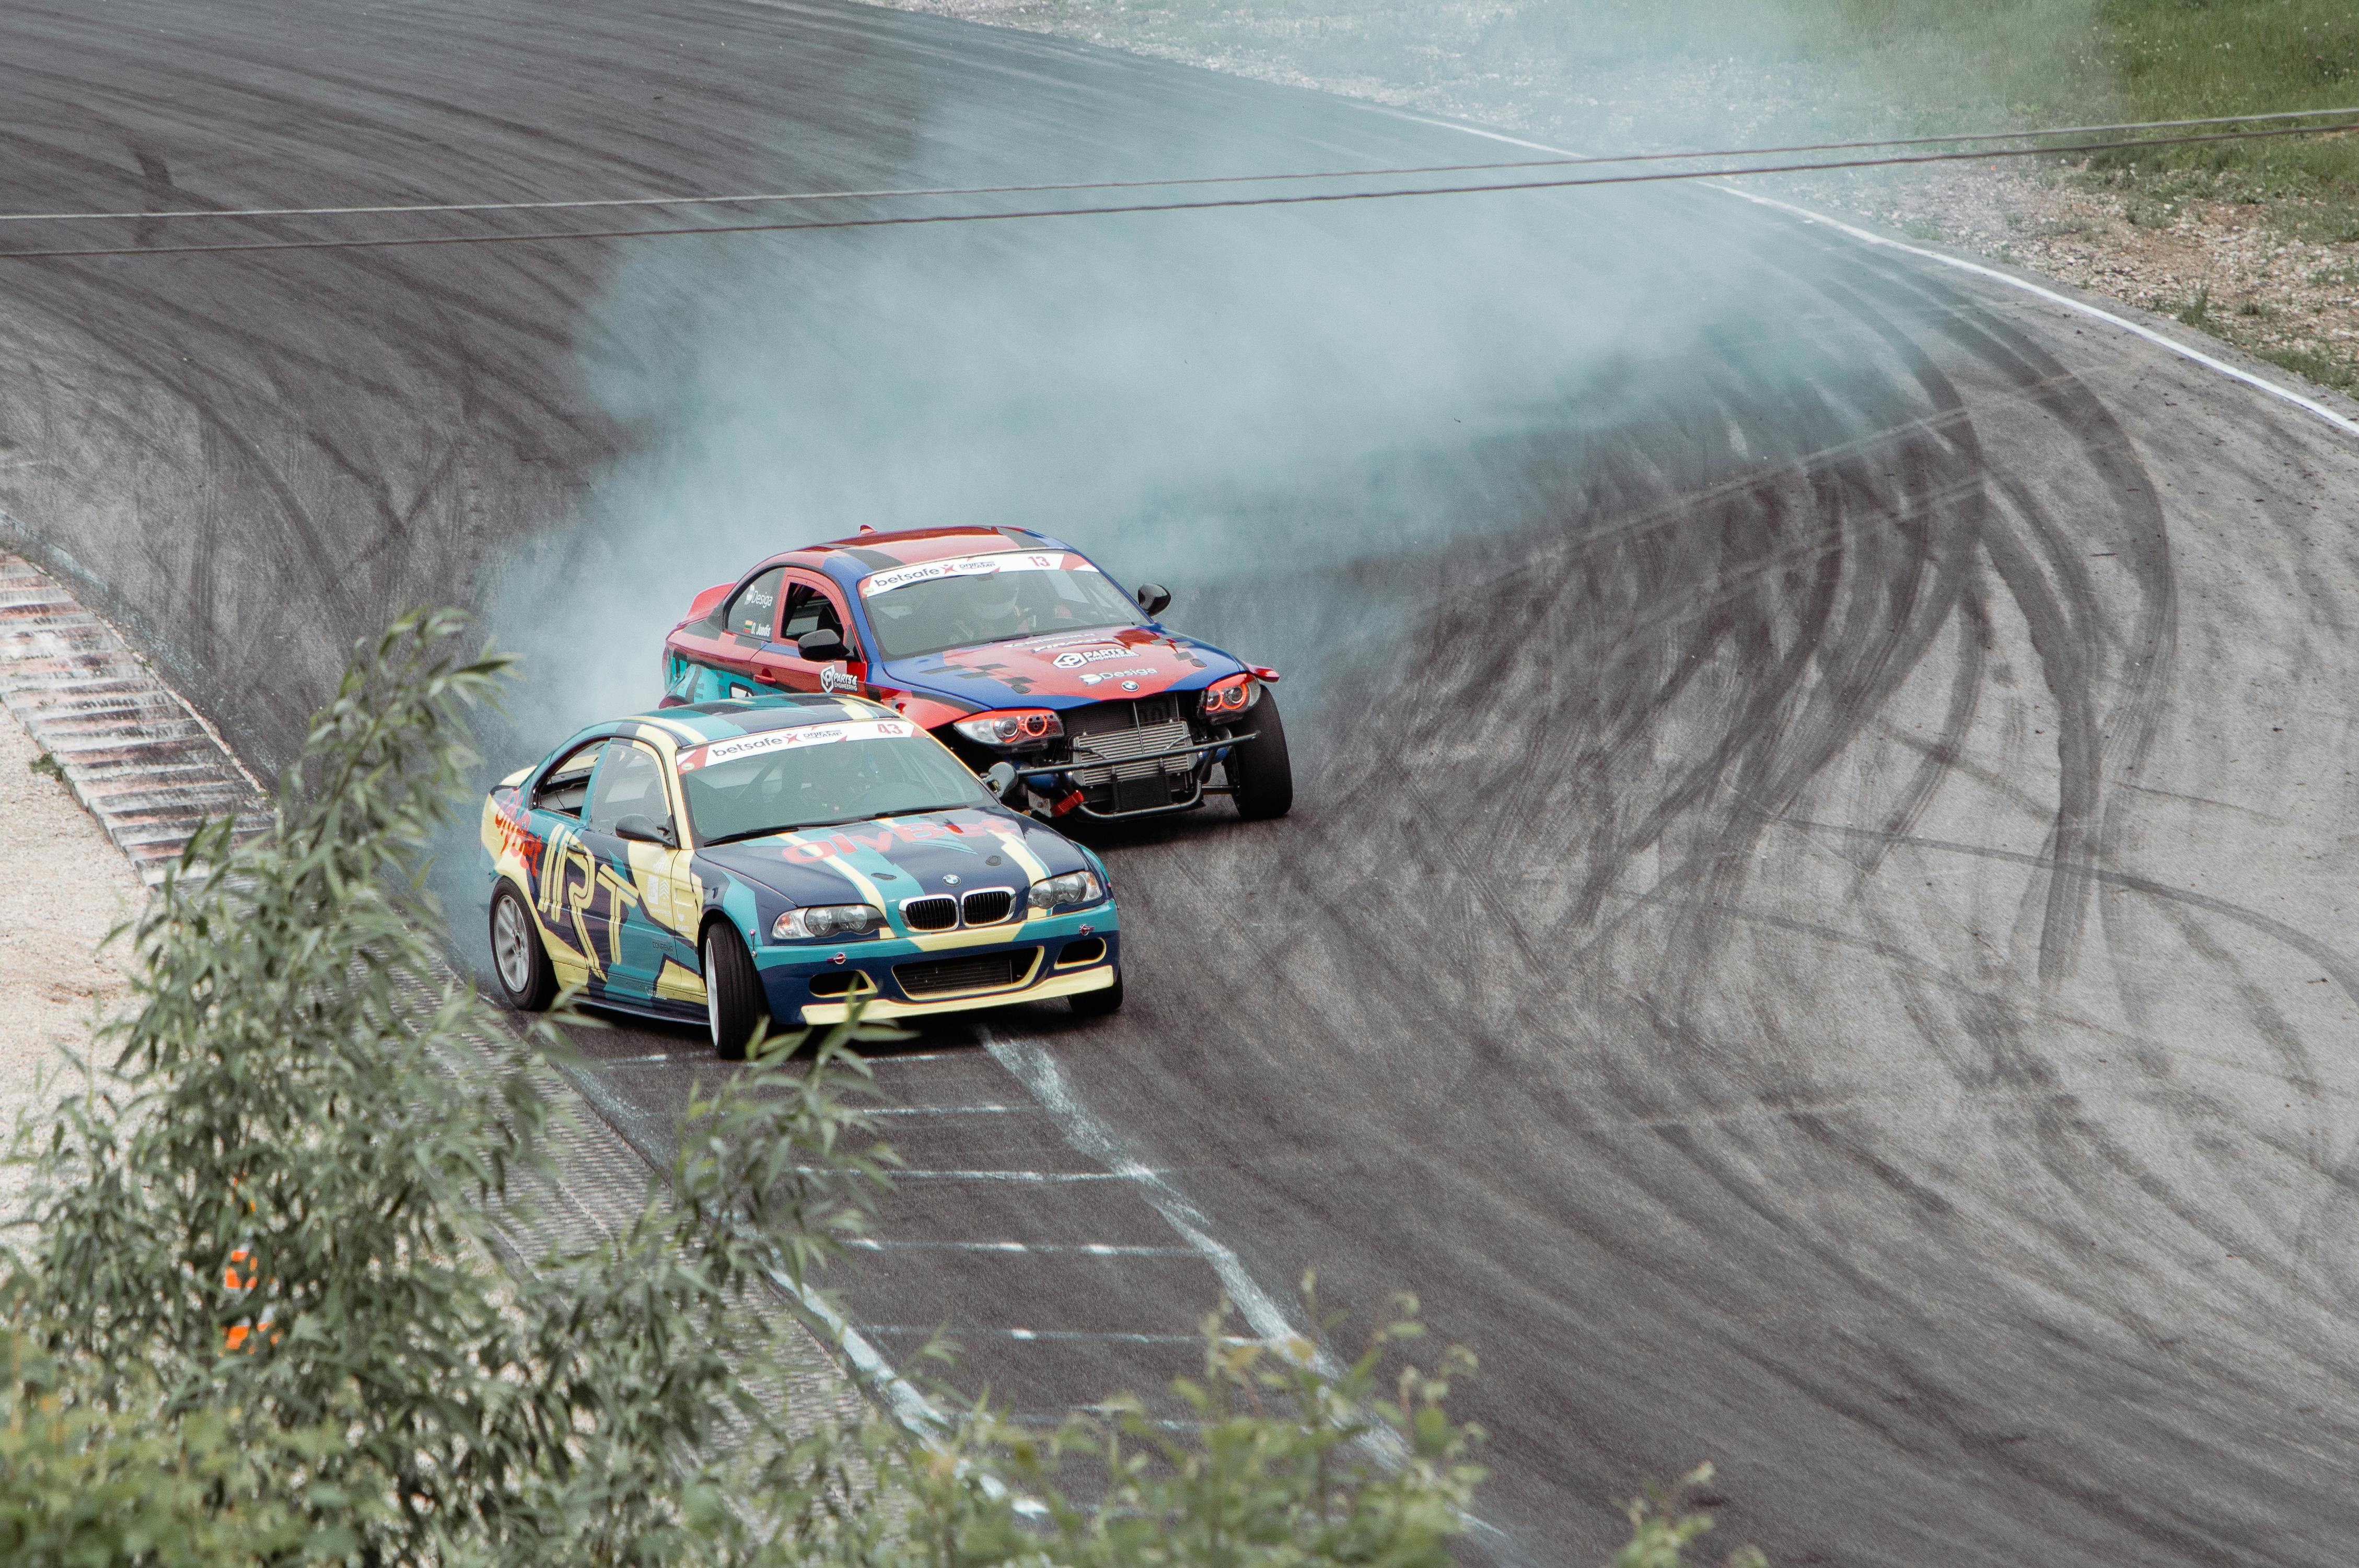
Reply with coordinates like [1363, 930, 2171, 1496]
[695, 805, 1094, 906]
[879, 626, 1245, 710]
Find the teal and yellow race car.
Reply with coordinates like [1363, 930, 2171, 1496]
[480, 693, 1121, 1056]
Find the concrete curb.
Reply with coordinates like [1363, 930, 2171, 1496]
[0, 553, 269, 884]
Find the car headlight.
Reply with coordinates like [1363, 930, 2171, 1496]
[1199, 675, 1260, 717]
[952, 709, 1065, 748]
[1027, 870, 1106, 912]
[771, 904, 885, 942]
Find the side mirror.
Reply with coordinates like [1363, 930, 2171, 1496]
[614, 813, 675, 847]
[1134, 583, 1171, 617]
[982, 762, 1018, 801]
[797, 628, 847, 661]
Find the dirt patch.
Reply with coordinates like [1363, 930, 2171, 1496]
[0, 705, 141, 1218]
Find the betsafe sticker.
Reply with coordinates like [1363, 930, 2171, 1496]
[859, 552, 1094, 598]
[677, 718, 914, 773]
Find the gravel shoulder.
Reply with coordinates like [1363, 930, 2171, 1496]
[0, 701, 140, 1215]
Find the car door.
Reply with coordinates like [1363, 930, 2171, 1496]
[525, 736, 610, 990]
[699, 566, 788, 698]
[750, 575, 867, 696]
[578, 738, 679, 1000]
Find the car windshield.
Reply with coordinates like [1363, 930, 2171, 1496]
[678, 719, 992, 843]
[861, 552, 1143, 659]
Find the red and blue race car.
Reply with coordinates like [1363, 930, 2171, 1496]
[660, 526, 1291, 824]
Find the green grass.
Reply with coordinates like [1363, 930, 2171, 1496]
[2096, 0, 2359, 232]
[2263, 341, 2359, 389]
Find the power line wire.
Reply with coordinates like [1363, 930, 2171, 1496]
[3, 117, 2352, 264]
[3, 105, 2354, 228]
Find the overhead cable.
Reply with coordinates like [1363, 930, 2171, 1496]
[1, 105, 2354, 229]
[1, 116, 2353, 263]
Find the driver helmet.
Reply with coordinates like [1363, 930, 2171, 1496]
[970, 569, 1024, 631]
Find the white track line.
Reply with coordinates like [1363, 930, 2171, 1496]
[982, 1028, 1524, 1557]
[982, 1031, 1316, 1353]
[866, 1324, 1216, 1345]
[865, 1103, 1030, 1115]
[1391, 112, 2359, 441]
[832, 1166, 1162, 1182]
[845, 1238, 1194, 1255]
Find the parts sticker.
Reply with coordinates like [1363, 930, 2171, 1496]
[1052, 645, 1140, 669]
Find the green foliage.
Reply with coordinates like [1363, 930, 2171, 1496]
[2, 609, 900, 1563]
[1613, 1466, 1767, 1568]
[0, 606, 1739, 1565]
[0, 1333, 335, 1566]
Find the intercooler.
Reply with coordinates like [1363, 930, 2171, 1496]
[1064, 696, 1199, 815]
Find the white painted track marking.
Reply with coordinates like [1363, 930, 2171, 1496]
[818, 1166, 1165, 1181]
[867, 1325, 1225, 1345]
[865, 1103, 1030, 1115]
[983, 1031, 1525, 1556]
[1389, 112, 2359, 441]
[983, 1032, 1319, 1354]
[846, 1238, 1194, 1255]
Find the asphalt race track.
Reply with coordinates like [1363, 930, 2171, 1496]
[8, 4, 2359, 1562]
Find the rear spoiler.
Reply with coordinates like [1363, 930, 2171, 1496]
[685, 581, 732, 622]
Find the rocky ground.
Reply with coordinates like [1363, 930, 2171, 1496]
[1793, 159, 2359, 390]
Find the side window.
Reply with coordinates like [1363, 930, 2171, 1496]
[779, 583, 847, 648]
[533, 740, 606, 817]
[726, 568, 787, 641]
[586, 741, 672, 835]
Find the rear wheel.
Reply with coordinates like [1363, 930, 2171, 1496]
[489, 884, 556, 1011]
[1228, 692, 1293, 820]
[1070, 967, 1124, 1016]
[702, 923, 766, 1061]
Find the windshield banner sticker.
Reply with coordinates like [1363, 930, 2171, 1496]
[676, 718, 914, 773]
[859, 551, 1091, 598]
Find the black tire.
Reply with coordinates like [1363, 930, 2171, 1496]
[489, 883, 557, 1011]
[1070, 967, 1124, 1016]
[1228, 691, 1293, 820]
[702, 922, 766, 1061]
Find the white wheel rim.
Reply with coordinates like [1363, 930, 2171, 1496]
[493, 895, 532, 994]
[704, 937, 723, 1047]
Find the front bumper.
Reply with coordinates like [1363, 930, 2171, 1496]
[750, 905, 1120, 1026]
[802, 963, 1115, 1024]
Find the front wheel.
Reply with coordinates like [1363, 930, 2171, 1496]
[1228, 692, 1293, 820]
[489, 884, 556, 1011]
[1070, 967, 1124, 1016]
[703, 923, 767, 1061]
